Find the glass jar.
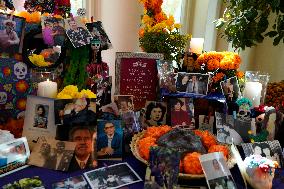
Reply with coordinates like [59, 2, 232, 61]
[243, 71, 270, 107]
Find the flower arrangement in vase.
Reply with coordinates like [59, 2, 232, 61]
[196, 51, 244, 93]
[138, 0, 190, 64]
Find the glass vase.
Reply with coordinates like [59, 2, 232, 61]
[243, 71, 270, 107]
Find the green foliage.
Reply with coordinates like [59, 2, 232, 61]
[139, 31, 189, 63]
[215, 0, 284, 50]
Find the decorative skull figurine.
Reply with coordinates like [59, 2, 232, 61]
[236, 98, 253, 120]
[0, 92, 7, 105]
[14, 62, 27, 80]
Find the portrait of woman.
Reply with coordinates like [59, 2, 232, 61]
[33, 104, 48, 129]
[144, 102, 167, 127]
[176, 73, 190, 92]
[170, 98, 191, 127]
[252, 143, 281, 166]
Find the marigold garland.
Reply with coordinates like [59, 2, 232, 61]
[265, 81, 284, 109]
[183, 152, 203, 174]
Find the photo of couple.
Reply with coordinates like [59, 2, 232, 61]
[176, 73, 209, 95]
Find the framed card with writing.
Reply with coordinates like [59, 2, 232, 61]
[115, 52, 164, 111]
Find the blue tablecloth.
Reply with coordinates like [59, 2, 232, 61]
[1, 155, 284, 189]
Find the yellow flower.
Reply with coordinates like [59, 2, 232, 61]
[251, 139, 255, 143]
[5, 102, 13, 109]
[79, 89, 97, 98]
[3, 84, 12, 92]
[57, 93, 73, 99]
[174, 23, 181, 29]
[59, 85, 79, 98]
[166, 15, 175, 27]
[248, 130, 252, 135]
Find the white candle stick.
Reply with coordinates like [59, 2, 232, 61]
[243, 81, 262, 107]
[189, 38, 204, 54]
[37, 79, 58, 98]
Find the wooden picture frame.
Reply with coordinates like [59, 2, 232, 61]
[115, 52, 164, 110]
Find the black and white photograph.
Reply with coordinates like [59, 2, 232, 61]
[0, 13, 25, 54]
[97, 120, 123, 160]
[84, 162, 142, 189]
[28, 138, 75, 171]
[220, 76, 240, 102]
[65, 17, 93, 48]
[215, 112, 250, 145]
[41, 16, 65, 47]
[199, 115, 214, 133]
[142, 101, 167, 128]
[33, 104, 49, 129]
[114, 95, 134, 115]
[208, 176, 237, 189]
[54, 98, 96, 126]
[86, 21, 112, 50]
[22, 96, 56, 148]
[199, 152, 236, 189]
[0, 137, 30, 177]
[52, 175, 89, 189]
[169, 98, 194, 129]
[176, 73, 209, 95]
[241, 140, 284, 168]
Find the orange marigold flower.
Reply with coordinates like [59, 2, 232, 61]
[154, 12, 167, 23]
[237, 71, 244, 79]
[139, 28, 145, 37]
[183, 152, 203, 174]
[207, 59, 220, 71]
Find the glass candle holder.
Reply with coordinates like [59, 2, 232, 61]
[31, 70, 58, 98]
[243, 71, 269, 107]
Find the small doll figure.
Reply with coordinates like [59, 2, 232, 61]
[236, 98, 253, 120]
[244, 155, 278, 189]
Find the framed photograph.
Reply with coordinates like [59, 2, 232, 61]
[176, 73, 209, 95]
[41, 16, 65, 47]
[220, 76, 241, 102]
[54, 98, 96, 126]
[169, 97, 194, 129]
[199, 115, 214, 133]
[84, 162, 142, 189]
[28, 138, 76, 171]
[113, 95, 134, 115]
[115, 52, 164, 110]
[22, 95, 55, 148]
[97, 120, 123, 160]
[97, 76, 112, 108]
[144, 146, 180, 189]
[157, 60, 174, 76]
[64, 17, 92, 48]
[142, 101, 167, 129]
[0, 137, 30, 177]
[199, 152, 237, 189]
[52, 175, 89, 189]
[241, 140, 284, 168]
[0, 13, 25, 54]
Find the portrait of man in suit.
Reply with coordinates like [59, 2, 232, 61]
[97, 121, 122, 159]
[68, 126, 97, 171]
[54, 141, 74, 171]
[186, 74, 208, 95]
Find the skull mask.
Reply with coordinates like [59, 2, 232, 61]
[0, 92, 7, 104]
[14, 62, 27, 80]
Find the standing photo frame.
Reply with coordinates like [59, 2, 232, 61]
[22, 95, 55, 149]
[115, 52, 164, 111]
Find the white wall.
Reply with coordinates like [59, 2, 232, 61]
[96, 0, 143, 94]
[191, 0, 209, 38]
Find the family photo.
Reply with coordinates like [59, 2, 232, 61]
[41, 16, 65, 47]
[114, 95, 134, 115]
[144, 146, 180, 189]
[169, 98, 194, 129]
[65, 17, 93, 48]
[33, 104, 49, 129]
[208, 176, 237, 189]
[143, 101, 167, 128]
[97, 120, 123, 160]
[52, 175, 88, 189]
[176, 73, 209, 95]
[241, 140, 284, 168]
[220, 77, 240, 102]
[0, 13, 25, 53]
[84, 163, 142, 189]
[28, 138, 75, 171]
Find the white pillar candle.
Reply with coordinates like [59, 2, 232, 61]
[189, 38, 204, 54]
[37, 79, 58, 98]
[243, 81, 262, 107]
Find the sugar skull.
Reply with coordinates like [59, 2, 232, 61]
[0, 92, 7, 104]
[14, 62, 27, 80]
